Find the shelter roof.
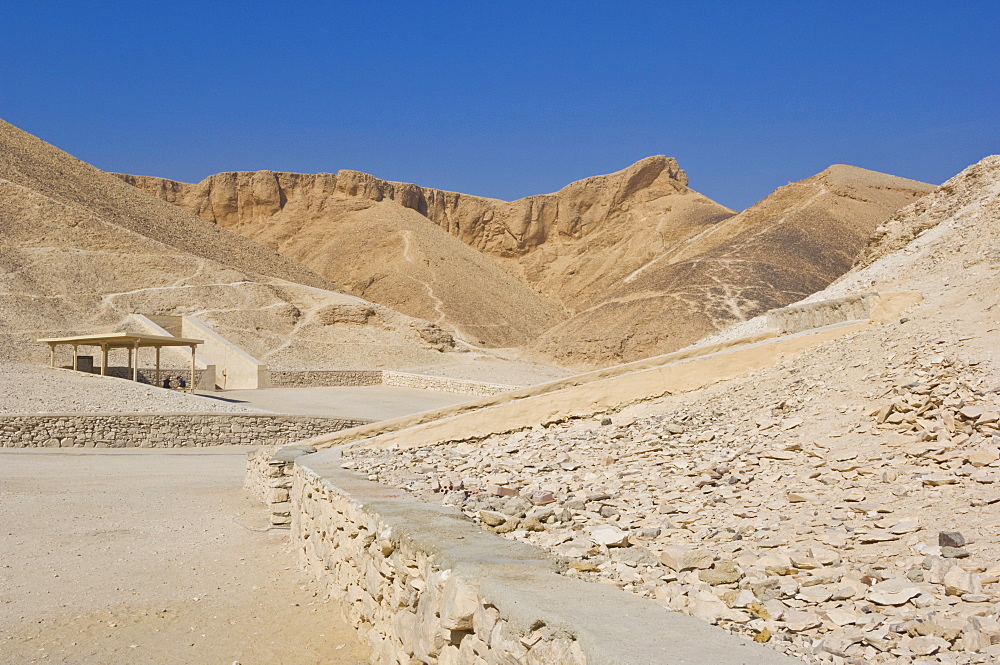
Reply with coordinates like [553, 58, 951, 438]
[37, 332, 203, 347]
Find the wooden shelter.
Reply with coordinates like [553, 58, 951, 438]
[37, 333, 204, 392]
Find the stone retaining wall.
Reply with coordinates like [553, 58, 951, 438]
[270, 370, 384, 388]
[381, 372, 513, 397]
[765, 291, 921, 334]
[0, 414, 370, 448]
[279, 448, 796, 665]
[246, 445, 315, 528]
[269, 369, 515, 396]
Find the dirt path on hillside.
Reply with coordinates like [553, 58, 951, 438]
[0, 449, 368, 665]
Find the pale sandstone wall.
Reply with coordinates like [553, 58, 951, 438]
[269, 370, 385, 388]
[380, 372, 513, 397]
[270, 370, 515, 396]
[0, 414, 370, 448]
[272, 451, 797, 665]
[765, 292, 922, 335]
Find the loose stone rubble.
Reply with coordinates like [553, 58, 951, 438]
[346, 328, 1000, 664]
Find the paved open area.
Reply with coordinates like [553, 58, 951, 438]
[0, 449, 368, 665]
[216, 385, 473, 420]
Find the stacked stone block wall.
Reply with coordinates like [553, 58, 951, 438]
[269, 370, 384, 388]
[281, 452, 796, 665]
[269, 369, 514, 396]
[0, 414, 370, 448]
[380, 372, 513, 397]
[766, 293, 875, 334]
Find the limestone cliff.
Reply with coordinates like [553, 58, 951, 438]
[531, 165, 936, 366]
[117, 156, 733, 320]
[117, 158, 932, 367]
[0, 118, 479, 370]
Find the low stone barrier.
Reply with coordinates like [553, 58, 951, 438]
[765, 291, 922, 334]
[270, 369, 515, 396]
[381, 372, 513, 397]
[269, 370, 384, 388]
[0, 414, 370, 448]
[246, 445, 315, 528]
[274, 448, 797, 665]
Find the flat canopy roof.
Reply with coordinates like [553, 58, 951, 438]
[37, 332, 203, 347]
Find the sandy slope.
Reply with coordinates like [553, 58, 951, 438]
[0, 118, 567, 377]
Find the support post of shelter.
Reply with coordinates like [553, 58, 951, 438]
[132, 340, 139, 382]
[100, 344, 108, 376]
[127, 346, 133, 381]
[72, 345, 79, 372]
[189, 345, 196, 394]
[49, 344, 55, 368]
[155, 346, 161, 387]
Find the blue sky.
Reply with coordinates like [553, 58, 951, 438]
[3, 1, 997, 210]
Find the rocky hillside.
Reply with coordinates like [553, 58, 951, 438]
[349, 155, 1000, 664]
[117, 157, 731, 345]
[117, 170, 568, 348]
[532, 165, 935, 366]
[119, 158, 931, 368]
[0, 119, 476, 370]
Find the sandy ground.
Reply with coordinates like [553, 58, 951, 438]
[214, 385, 473, 420]
[0, 449, 368, 665]
[0, 364, 262, 415]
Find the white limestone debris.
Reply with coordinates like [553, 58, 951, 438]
[347, 338, 1000, 664]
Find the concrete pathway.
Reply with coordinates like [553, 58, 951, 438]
[214, 385, 472, 420]
[0, 449, 368, 665]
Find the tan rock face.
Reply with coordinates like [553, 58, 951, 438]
[531, 164, 936, 366]
[0, 118, 485, 371]
[117, 170, 569, 348]
[119, 158, 931, 367]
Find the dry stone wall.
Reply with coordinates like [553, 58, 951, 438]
[246, 445, 315, 528]
[270, 370, 514, 396]
[281, 449, 797, 665]
[381, 372, 514, 397]
[269, 370, 384, 388]
[0, 414, 370, 448]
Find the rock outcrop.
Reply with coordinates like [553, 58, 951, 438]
[0, 119, 484, 370]
[532, 165, 936, 366]
[117, 157, 732, 345]
[118, 158, 933, 368]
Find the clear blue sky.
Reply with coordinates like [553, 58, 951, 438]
[3, 1, 997, 210]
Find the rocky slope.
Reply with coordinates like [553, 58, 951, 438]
[533, 165, 935, 366]
[120, 158, 931, 368]
[117, 157, 732, 347]
[349, 155, 1000, 664]
[117, 170, 567, 347]
[0, 119, 476, 370]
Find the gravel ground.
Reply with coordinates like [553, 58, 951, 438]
[0, 364, 262, 414]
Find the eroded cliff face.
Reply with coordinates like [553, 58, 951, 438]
[531, 164, 937, 366]
[119, 155, 692, 251]
[117, 156, 733, 313]
[116, 158, 932, 367]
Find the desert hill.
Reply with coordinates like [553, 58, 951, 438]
[116, 157, 733, 345]
[117, 171, 567, 348]
[119, 158, 931, 369]
[531, 164, 936, 366]
[0, 119, 488, 371]
[349, 155, 1000, 663]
